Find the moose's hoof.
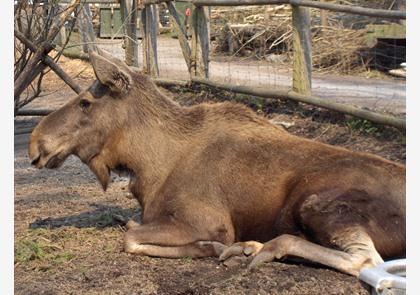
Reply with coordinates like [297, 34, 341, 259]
[219, 241, 264, 267]
[249, 250, 276, 270]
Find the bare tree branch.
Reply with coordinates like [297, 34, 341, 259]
[14, 0, 82, 114]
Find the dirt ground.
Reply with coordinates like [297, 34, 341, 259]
[14, 57, 405, 294]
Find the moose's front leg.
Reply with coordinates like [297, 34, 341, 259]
[123, 220, 228, 258]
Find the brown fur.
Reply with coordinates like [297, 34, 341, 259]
[29, 50, 405, 276]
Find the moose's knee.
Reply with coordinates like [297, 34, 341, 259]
[125, 219, 141, 230]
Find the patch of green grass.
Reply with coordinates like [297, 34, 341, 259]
[233, 94, 265, 112]
[345, 117, 406, 145]
[15, 229, 75, 264]
[183, 256, 193, 263]
[15, 239, 46, 262]
[346, 118, 380, 135]
[53, 252, 75, 263]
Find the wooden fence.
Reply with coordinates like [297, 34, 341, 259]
[18, 0, 406, 130]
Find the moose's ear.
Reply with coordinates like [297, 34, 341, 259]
[96, 48, 133, 71]
[89, 51, 133, 94]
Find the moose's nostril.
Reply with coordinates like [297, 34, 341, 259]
[30, 154, 41, 166]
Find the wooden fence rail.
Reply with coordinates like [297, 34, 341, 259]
[140, 0, 405, 19]
[191, 0, 405, 19]
[191, 78, 406, 130]
[288, 0, 405, 19]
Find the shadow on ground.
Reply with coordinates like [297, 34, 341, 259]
[29, 203, 141, 229]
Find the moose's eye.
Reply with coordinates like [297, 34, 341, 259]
[79, 99, 91, 110]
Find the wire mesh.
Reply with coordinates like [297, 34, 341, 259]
[204, 3, 405, 113]
[59, 1, 406, 114]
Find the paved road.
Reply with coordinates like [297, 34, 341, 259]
[96, 36, 405, 113]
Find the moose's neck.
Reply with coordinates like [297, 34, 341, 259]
[110, 80, 195, 197]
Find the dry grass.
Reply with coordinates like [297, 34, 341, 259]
[310, 26, 368, 73]
[212, 5, 376, 74]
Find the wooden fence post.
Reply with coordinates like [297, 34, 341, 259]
[292, 5, 312, 95]
[140, 4, 159, 76]
[166, 1, 191, 72]
[320, 0, 328, 28]
[140, 7, 147, 72]
[57, 3, 68, 47]
[191, 5, 210, 78]
[77, 7, 89, 53]
[59, 25, 67, 47]
[131, 0, 139, 67]
[123, 0, 139, 66]
[120, 0, 128, 46]
[77, 3, 97, 53]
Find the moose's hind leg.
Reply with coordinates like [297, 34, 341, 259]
[220, 192, 388, 276]
[220, 226, 383, 276]
[247, 228, 383, 276]
[267, 192, 387, 276]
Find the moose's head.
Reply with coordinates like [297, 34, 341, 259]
[28, 49, 149, 189]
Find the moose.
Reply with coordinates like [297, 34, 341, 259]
[29, 49, 405, 277]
